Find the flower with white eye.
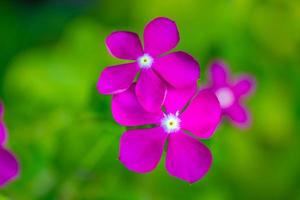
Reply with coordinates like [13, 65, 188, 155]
[113, 84, 221, 184]
[206, 60, 255, 128]
[97, 17, 200, 112]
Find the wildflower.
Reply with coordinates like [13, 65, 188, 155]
[206, 60, 255, 128]
[97, 17, 200, 112]
[0, 102, 19, 187]
[112, 84, 221, 183]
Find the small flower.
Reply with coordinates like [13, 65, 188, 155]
[0, 101, 19, 187]
[206, 60, 256, 128]
[97, 17, 200, 112]
[112, 84, 221, 183]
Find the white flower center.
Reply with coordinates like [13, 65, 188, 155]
[161, 111, 181, 134]
[215, 87, 234, 109]
[137, 54, 153, 69]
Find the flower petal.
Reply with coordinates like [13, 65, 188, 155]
[233, 75, 255, 97]
[165, 131, 212, 183]
[112, 84, 163, 126]
[0, 148, 19, 187]
[136, 69, 167, 112]
[143, 17, 179, 56]
[181, 90, 221, 139]
[97, 63, 139, 95]
[0, 123, 7, 145]
[119, 127, 167, 173]
[225, 103, 251, 128]
[153, 51, 200, 88]
[105, 31, 143, 60]
[164, 84, 197, 114]
[209, 60, 229, 88]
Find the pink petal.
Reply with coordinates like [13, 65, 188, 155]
[164, 84, 197, 114]
[143, 17, 179, 56]
[165, 131, 212, 183]
[105, 31, 143, 60]
[233, 75, 255, 97]
[181, 90, 221, 139]
[136, 69, 167, 112]
[225, 103, 251, 128]
[209, 60, 229, 88]
[119, 127, 167, 173]
[97, 63, 139, 95]
[153, 51, 200, 88]
[0, 147, 19, 187]
[112, 84, 164, 126]
[0, 123, 7, 146]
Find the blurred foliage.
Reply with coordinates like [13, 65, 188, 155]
[0, 0, 300, 199]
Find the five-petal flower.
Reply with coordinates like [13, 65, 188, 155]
[97, 17, 200, 112]
[206, 60, 255, 128]
[112, 84, 221, 183]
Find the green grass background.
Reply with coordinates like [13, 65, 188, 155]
[0, 0, 300, 199]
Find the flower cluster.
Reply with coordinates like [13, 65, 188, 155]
[0, 101, 19, 187]
[98, 17, 255, 183]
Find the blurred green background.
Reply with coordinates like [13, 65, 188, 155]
[0, 0, 300, 199]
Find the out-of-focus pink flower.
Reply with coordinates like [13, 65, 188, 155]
[112, 84, 221, 183]
[0, 102, 6, 146]
[206, 60, 256, 128]
[97, 17, 200, 112]
[0, 101, 19, 187]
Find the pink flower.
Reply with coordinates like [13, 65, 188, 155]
[112, 84, 221, 183]
[206, 60, 255, 128]
[0, 103, 6, 145]
[97, 17, 200, 112]
[0, 101, 19, 187]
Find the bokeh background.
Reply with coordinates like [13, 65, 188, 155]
[1, 0, 300, 199]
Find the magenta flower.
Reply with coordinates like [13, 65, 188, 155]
[97, 17, 200, 112]
[112, 84, 221, 183]
[0, 102, 19, 187]
[0, 103, 6, 145]
[206, 61, 255, 128]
